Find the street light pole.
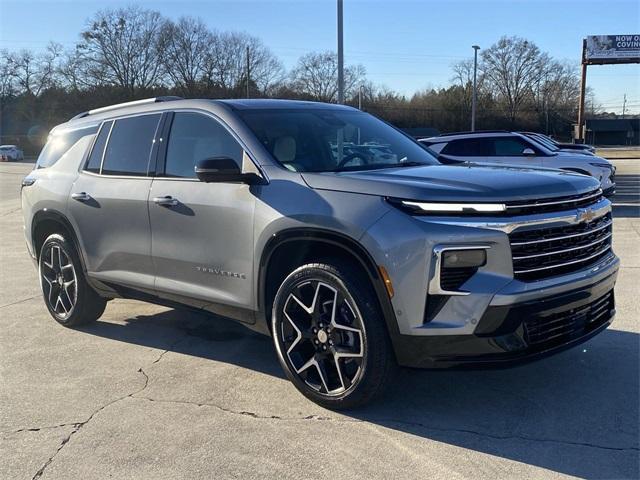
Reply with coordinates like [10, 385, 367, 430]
[337, 0, 344, 104]
[471, 45, 480, 131]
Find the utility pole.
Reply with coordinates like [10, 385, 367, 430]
[622, 94, 627, 117]
[246, 46, 250, 99]
[471, 45, 480, 131]
[337, 0, 344, 104]
[577, 39, 588, 143]
[358, 85, 363, 110]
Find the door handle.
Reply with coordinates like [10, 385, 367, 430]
[71, 192, 91, 202]
[153, 195, 179, 207]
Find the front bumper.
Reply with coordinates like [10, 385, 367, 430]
[393, 264, 617, 368]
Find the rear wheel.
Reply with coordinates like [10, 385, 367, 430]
[39, 233, 106, 327]
[271, 262, 393, 409]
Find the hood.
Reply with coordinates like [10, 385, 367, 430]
[301, 163, 600, 203]
[559, 148, 595, 156]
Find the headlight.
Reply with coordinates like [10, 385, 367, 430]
[394, 199, 506, 214]
[589, 162, 613, 169]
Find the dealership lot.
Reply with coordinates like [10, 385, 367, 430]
[1, 160, 638, 479]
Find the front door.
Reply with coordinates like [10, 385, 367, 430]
[148, 111, 256, 320]
[485, 137, 543, 167]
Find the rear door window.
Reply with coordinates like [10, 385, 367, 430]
[441, 138, 490, 156]
[36, 125, 99, 169]
[101, 114, 161, 176]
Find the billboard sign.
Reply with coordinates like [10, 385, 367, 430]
[586, 35, 640, 61]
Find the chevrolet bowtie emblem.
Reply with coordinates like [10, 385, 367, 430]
[577, 208, 596, 223]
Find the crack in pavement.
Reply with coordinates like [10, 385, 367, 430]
[0, 295, 40, 309]
[30, 369, 151, 480]
[24, 334, 638, 479]
[129, 395, 638, 453]
[151, 335, 190, 364]
[0, 207, 21, 217]
[2, 422, 83, 436]
[28, 337, 189, 479]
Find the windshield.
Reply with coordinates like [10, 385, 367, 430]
[238, 108, 439, 172]
[526, 133, 559, 152]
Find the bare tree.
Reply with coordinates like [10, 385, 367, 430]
[4, 43, 63, 97]
[162, 16, 212, 96]
[480, 36, 549, 122]
[204, 32, 284, 96]
[79, 6, 168, 95]
[289, 51, 366, 102]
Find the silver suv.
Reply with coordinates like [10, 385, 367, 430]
[22, 98, 619, 408]
[419, 131, 616, 196]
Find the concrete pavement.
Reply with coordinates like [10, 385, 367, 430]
[1, 160, 638, 479]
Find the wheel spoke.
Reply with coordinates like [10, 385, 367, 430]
[314, 357, 331, 393]
[56, 245, 64, 271]
[284, 312, 302, 355]
[330, 353, 347, 391]
[62, 283, 74, 311]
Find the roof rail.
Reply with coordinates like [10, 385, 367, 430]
[438, 130, 509, 137]
[70, 96, 184, 121]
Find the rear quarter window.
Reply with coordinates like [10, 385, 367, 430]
[36, 125, 99, 169]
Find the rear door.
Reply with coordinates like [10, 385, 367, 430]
[68, 113, 163, 293]
[148, 111, 256, 319]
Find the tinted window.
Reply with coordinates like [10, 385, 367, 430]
[36, 125, 98, 169]
[426, 142, 447, 154]
[238, 109, 438, 172]
[441, 138, 490, 156]
[527, 134, 558, 151]
[102, 114, 161, 176]
[84, 121, 112, 173]
[164, 112, 243, 178]
[491, 138, 530, 156]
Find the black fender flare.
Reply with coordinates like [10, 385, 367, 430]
[257, 227, 401, 343]
[31, 209, 89, 275]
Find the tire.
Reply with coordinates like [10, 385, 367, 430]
[38, 233, 106, 327]
[271, 262, 394, 409]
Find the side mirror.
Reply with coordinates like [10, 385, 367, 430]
[522, 148, 536, 156]
[195, 156, 263, 184]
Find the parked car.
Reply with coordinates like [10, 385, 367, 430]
[22, 98, 619, 408]
[520, 132, 596, 154]
[0, 145, 24, 161]
[420, 131, 615, 196]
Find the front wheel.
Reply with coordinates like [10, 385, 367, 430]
[271, 263, 394, 409]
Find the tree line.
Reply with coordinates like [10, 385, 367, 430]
[1, 5, 588, 154]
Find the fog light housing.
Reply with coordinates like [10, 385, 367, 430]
[442, 249, 487, 269]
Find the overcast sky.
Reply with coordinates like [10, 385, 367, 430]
[1, 0, 638, 113]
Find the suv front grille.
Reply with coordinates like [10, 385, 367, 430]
[510, 212, 613, 281]
[504, 189, 603, 216]
[524, 290, 614, 345]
